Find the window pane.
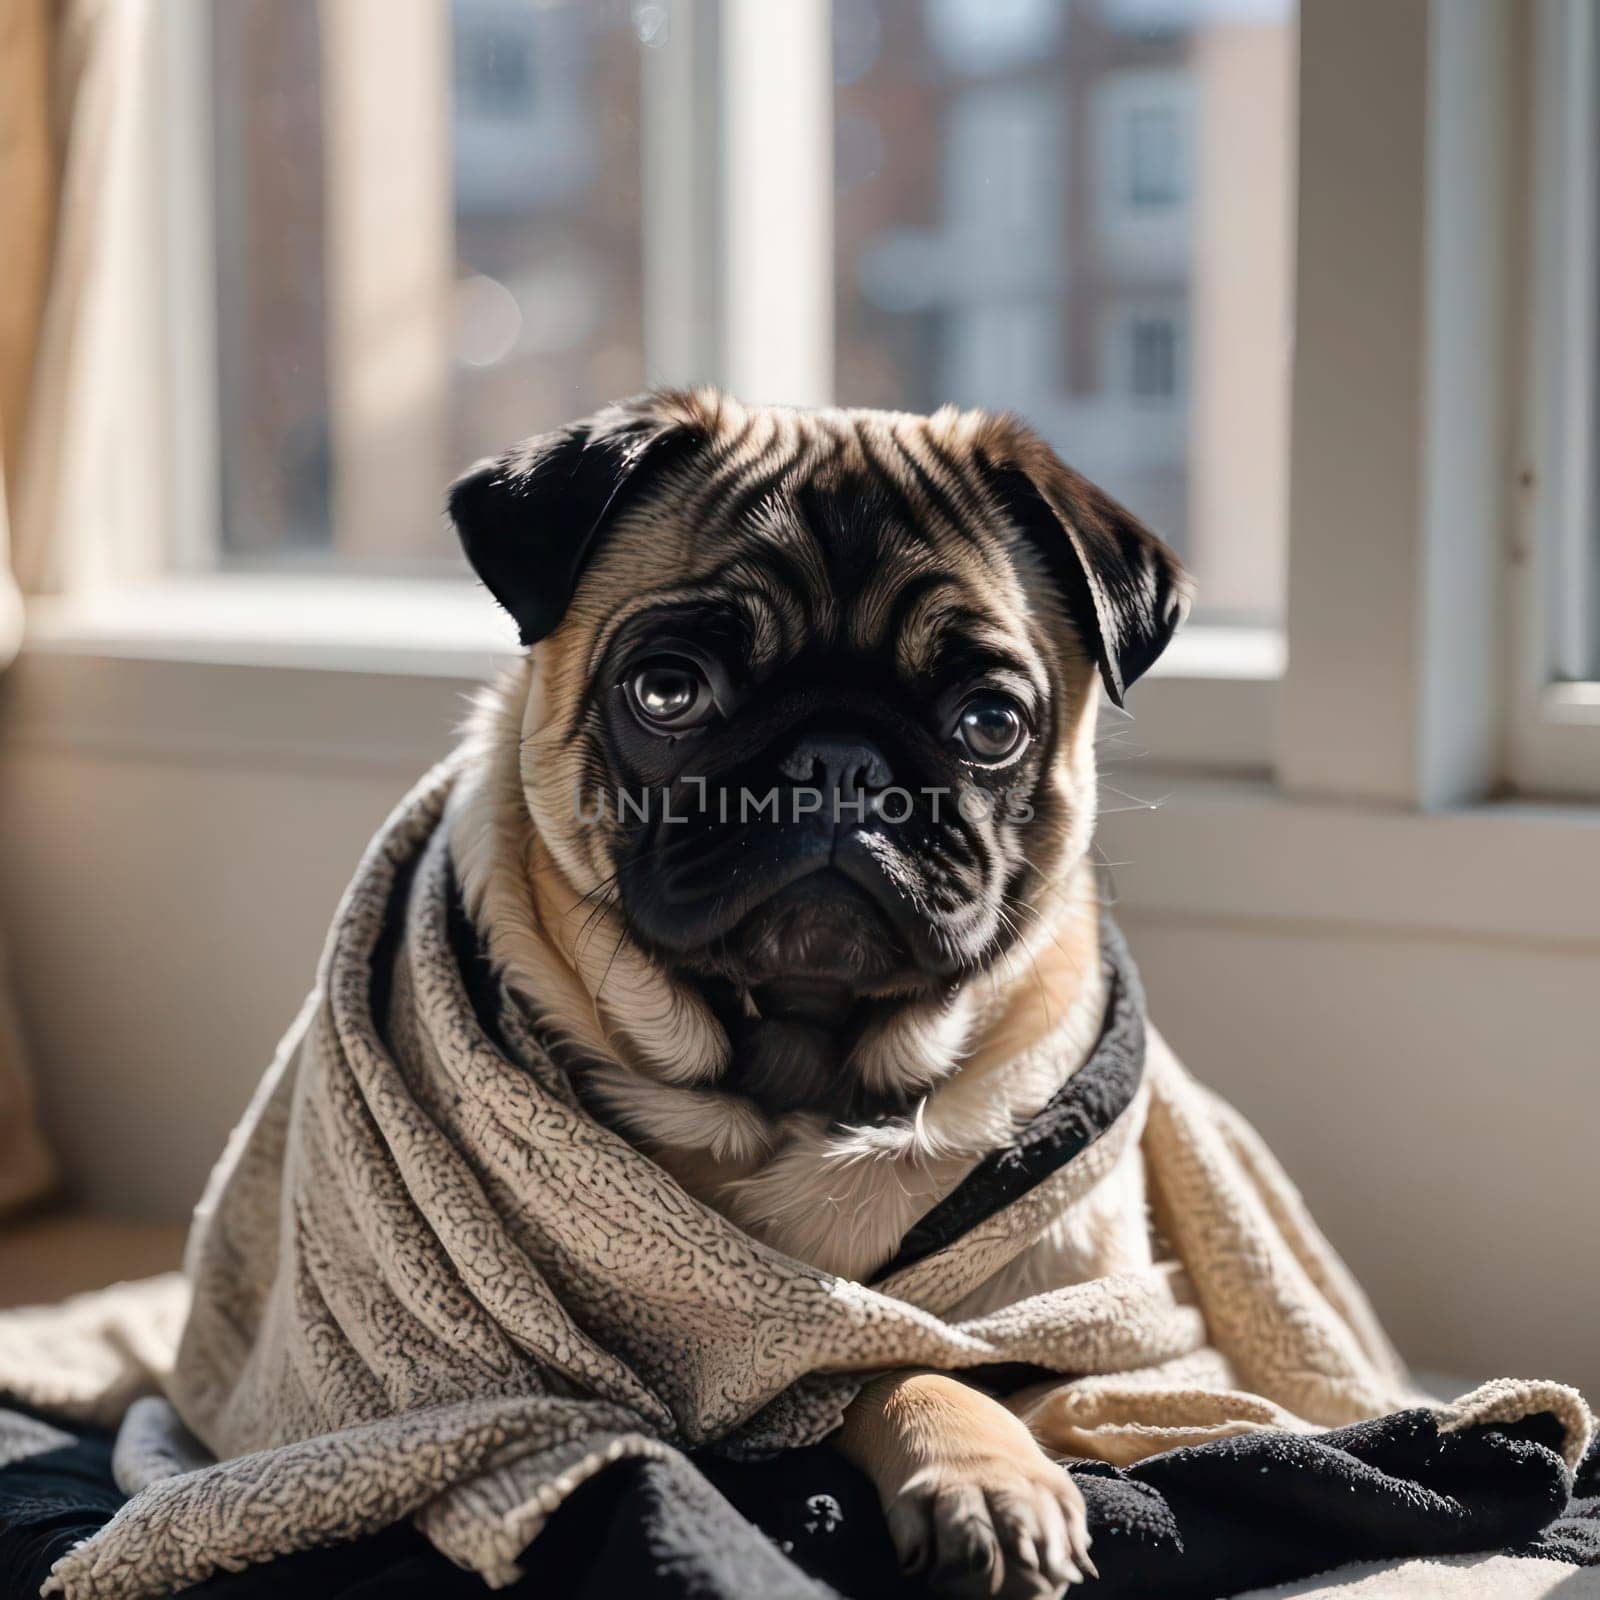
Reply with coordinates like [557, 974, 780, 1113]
[210, 0, 646, 571]
[834, 0, 1297, 624]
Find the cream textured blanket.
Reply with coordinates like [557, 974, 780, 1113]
[0, 760, 1590, 1599]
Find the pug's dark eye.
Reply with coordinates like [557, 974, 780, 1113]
[955, 693, 1029, 764]
[626, 658, 716, 732]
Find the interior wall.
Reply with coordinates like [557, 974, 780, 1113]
[2, 726, 1595, 1402]
[0, 747, 414, 1222]
[1115, 913, 1599, 1401]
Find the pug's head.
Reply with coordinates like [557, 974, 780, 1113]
[451, 391, 1186, 1117]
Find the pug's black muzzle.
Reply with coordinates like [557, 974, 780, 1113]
[613, 720, 963, 993]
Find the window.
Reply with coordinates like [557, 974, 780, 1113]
[835, 0, 1294, 625]
[114, 0, 1599, 805]
[178, 0, 1300, 623]
[922, 0, 1062, 72]
[1101, 0, 1200, 36]
[1126, 105, 1182, 208]
[208, 0, 646, 572]
[454, 26, 535, 118]
[1128, 313, 1180, 400]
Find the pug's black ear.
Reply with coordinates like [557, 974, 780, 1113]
[448, 400, 702, 646]
[984, 447, 1192, 707]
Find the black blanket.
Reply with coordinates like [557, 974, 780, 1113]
[3, 1399, 1595, 1600]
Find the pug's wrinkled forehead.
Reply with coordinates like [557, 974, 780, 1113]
[586, 473, 1058, 740]
[448, 389, 1190, 709]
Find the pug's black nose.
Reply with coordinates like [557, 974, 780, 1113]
[778, 735, 893, 801]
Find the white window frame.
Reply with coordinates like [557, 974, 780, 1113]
[1283, 0, 1516, 809]
[1508, 0, 1600, 799]
[22, 0, 1600, 824]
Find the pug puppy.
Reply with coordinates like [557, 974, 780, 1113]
[447, 390, 1188, 1598]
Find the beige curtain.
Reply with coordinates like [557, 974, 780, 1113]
[0, 0, 171, 1214]
[0, 438, 50, 1213]
[7, 0, 154, 598]
[0, 0, 71, 1215]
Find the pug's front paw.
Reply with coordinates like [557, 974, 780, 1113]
[886, 1451, 1094, 1598]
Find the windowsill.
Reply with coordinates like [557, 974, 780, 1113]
[1541, 680, 1600, 724]
[1150, 624, 1284, 680]
[7, 579, 514, 774]
[22, 575, 519, 676]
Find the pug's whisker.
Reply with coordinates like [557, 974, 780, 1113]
[998, 883, 1088, 979]
[1088, 849, 1126, 909]
[990, 900, 1055, 1023]
[554, 830, 686, 916]
[572, 888, 623, 965]
[561, 868, 622, 917]
[1095, 736, 1151, 760]
[591, 922, 632, 1004]
[1099, 782, 1169, 809]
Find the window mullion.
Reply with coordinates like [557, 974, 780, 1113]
[158, 0, 221, 576]
[717, 0, 834, 406]
[642, 0, 724, 389]
[1282, 0, 1512, 810]
[318, 0, 453, 561]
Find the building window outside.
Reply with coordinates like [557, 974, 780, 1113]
[210, 0, 645, 572]
[454, 28, 535, 117]
[837, 0, 1296, 622]
[1126, 104, 1181, 207]
[1129, 313, 1180, 399]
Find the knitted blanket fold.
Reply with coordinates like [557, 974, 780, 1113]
[0, 758, 1590, 1599]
